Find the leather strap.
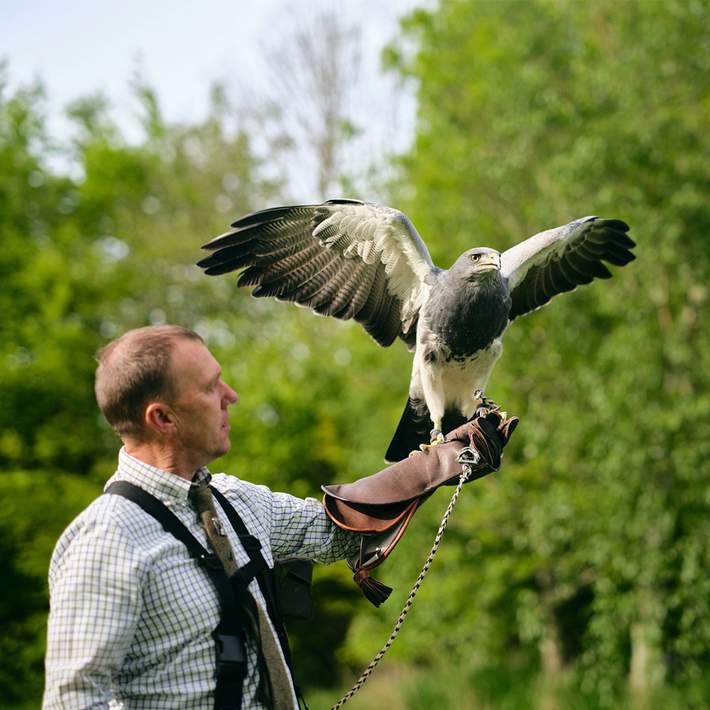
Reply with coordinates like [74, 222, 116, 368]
[211, 487, 302, 710]
[210, 487, 297, 686]
[321, 411, 519, 606]
[105, 481, 248, 710]
[107, 481, 305, 709]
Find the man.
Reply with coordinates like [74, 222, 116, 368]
[44, 325, 515, 709]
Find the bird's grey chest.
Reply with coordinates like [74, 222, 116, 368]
[422, 273, 511, 361]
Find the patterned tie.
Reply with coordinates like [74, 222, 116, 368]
[189, 480, 239, 576]
[189, 479, 295, 710]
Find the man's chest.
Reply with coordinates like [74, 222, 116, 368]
[129, 506, 272, 653]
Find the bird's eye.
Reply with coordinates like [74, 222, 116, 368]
[470, 254, 480, 261]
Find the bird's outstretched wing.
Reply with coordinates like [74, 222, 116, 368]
[500, 216, 636, 320]
[198, 199, 437, 347]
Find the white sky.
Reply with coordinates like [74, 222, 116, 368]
[2, 0, 421, 198]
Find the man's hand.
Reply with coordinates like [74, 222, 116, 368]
[444, 410, 519, 479]
[322, 406, 519, 604]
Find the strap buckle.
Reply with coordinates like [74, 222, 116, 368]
[200, 553, 223, 571]
[238, 534, 262, 553]
[214, 631, 247, 669]
[231, 558, 268, 592]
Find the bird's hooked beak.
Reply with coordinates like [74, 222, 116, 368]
[477, 253, 501, 271]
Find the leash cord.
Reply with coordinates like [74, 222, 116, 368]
[329, 463, 473, 710]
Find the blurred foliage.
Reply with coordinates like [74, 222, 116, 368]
[1, 0, 709, 706]
[0, 471, 99, 705]
[346, 0, 709, 706]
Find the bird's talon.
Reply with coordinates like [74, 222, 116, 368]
[418, 431, 444, 453]
[473, 390, 500, 417]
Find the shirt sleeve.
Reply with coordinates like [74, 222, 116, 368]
[268, 491, 360, 564]
[43, 518, 147, 709]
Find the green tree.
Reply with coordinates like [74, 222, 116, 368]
[0, 65, 403, 703]
[339, 0, 710, 705]
[0, 72, 291, 704]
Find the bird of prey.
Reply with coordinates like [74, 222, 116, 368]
[198, 199, 635, 462]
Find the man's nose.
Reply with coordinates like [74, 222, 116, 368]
[223, 384, 238, 405]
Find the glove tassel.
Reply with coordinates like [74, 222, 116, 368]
[354, 569, 392, 607]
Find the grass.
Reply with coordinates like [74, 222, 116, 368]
[304, 661, 710, 710]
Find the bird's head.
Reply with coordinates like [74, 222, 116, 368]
[452, 248, 501, 281]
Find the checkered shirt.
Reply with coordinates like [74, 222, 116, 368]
[43, 448, 359, 709]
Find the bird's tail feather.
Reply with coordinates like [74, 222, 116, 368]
[385, 401, 469, 463]
[441, 410, 469, 439]
[385, 399, 430, 463]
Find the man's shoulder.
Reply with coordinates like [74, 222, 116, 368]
[53, 490, 159, 557]
[49, 492, 157, 583]
[210, 472, 272, 499]
[209, 473, 275, 537]
[78, 487, 149, 524]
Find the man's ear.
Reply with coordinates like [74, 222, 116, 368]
[144, 402, 176, 435]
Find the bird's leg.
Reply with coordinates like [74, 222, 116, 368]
[429, 427, 445, 445]
[427, 415, 445, 446]
[408, 418, 445, 457]
[472, 389, 504, 418]
[417, 419, 445, 453]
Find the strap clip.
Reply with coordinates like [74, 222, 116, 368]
[200, 553, 223, 571]
[214, 631, 247, 668]
[238, 533, 262, 553]
[457, 446, 481, 479]
[457, 445, 481, 466]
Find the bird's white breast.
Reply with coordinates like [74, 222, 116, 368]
[425, 338, 504, 419]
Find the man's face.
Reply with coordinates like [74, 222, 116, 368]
[166, 339, 238, 468]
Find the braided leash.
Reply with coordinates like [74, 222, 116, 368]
[329, 449, 478, 710]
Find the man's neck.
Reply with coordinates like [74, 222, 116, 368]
[123, 440, 200, 481]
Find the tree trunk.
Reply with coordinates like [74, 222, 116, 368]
[628, 594, 665, 707]
[537, 619, 563, 710]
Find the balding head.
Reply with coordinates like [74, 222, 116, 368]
[95, 325, 204, 441]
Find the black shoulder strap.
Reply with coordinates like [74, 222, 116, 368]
[106, 480, 211, 560]
[105, 480, 246, 710]
[104, 481, 244, 625]
[209, 487, 298, 682]
[210, 486, 270, 593]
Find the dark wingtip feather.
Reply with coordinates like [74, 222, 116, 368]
[201, 229, 250, 251]
[508, 216, 636, 321]
[230, 204, 315, 229]
[590, 262, 614, 279]
[324, 198, 364, 207]
[202, 262, 242, 276]
[608, 230, 636, 249]
[603, 249, 635, 267]
[197, 242, 255, 272]
[599, 218, 630, 232]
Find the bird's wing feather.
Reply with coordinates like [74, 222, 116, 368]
[500, 216, 635, 320]
[198, 199, 436, 347]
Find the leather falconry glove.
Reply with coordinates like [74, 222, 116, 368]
[322, 409, 519, 605]
[443, 408, 519, 483]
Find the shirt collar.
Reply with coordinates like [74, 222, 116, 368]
[108, 447, 212, 504]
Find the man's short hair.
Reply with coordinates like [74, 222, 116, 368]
[95, 325, 204, 440]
